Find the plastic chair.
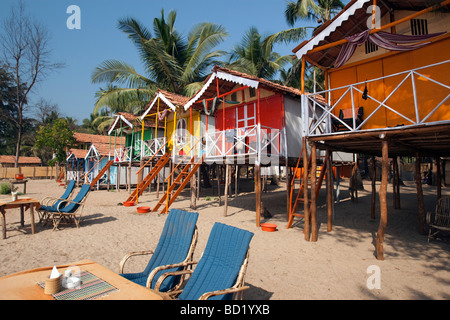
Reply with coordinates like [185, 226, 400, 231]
[38, 180, 76, 224]
[155, 222, 254, 300]
[119, 209, 198, 293]
[47, 183, 91, 230]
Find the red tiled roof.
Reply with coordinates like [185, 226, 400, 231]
[0, 155, 41, 164]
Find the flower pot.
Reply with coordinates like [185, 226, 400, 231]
[261, 223, 277, 232]
[137, 206, 150, 214]
[15, 173, 24, 180]
[123, 201, 135, 207]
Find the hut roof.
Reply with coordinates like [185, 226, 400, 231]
[141, 89, 190, 119]
[184, 66, 318, 111]
[292, 0, 450, 68]
[0, 155, 41, 165]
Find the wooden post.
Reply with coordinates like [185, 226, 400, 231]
[371, 156, 376, 220]
[255, 164, 261, 227]
[302, 138, 310, 241]
[286, 163, 291, 221]
[436, 157, 442, 200]
[310, 143, 318, 242]
[190, 170, 197, 209]
[216, 165, 221, 206]
[326, 149, 333, 232]
[393, 156, 400, 209]
[376, 138, 389, 260]
[414, 153, 426, 235]
[224, 164, 230, 216]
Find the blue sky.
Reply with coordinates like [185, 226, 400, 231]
[0, 0, 317, 122]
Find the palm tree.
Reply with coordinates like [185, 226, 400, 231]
[91, 9, 228, 116]
[285, 0, 345, 26]
[226, 26, 291, 80]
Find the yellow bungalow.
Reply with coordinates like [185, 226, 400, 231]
[140, 89, 214, 161]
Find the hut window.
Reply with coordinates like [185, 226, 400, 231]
[410, 19, 428, 35]
[249, 87, 256, 98]
[365, 41, 378, 54]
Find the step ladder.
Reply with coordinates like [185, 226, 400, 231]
[287, 153, 327, 229]
[152, 155, 203, 214]
[125, 153, 171, 203]
[90, 160, 114, 188]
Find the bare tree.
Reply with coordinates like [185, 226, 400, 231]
[1, 1, 62, 167]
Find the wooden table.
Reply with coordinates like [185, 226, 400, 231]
[0, 259, 167, 300]
[9, 179, 28, 194]
[0, 198, 40, 239]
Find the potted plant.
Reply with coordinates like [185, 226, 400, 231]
[11, 184, 18, 201]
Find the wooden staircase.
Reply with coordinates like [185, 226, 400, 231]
[287, 153, 327, 229]
[125, 153, 171, 203]
[90, 160, 114, 188]
[152, 156, 203, 214]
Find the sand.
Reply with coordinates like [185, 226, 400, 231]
[0, 177, 449, 300]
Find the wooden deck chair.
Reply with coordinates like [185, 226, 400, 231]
[154, 222, 254, 300]
[427, 196, 450, 243]
[38, 180, 76, 224]
[48, 183, 91, 231]
[119, 209, 198, 293]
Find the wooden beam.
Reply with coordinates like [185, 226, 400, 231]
[303, 138, 310, 241]
[326, 149, 333, 232]
[414, 153, 426, 235]
[310, 143, 318, 242]
[376, 139, 389, 260]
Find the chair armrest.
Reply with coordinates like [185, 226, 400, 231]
[199, 286, 250, 300]
[426, 211, 432, 225]
[153, 261, 198, 292]
[118, 250, 154, 274]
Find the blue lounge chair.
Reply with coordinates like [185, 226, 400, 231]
[155, 222, 254, 300]
[38, 180, 76, 224]
[119, 209, 198, 293]
[48, 183, 91, 231]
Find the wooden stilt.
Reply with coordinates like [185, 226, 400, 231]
[376, 139, 389, 260]
[326, 149, 333, 232]
[310, 143, 318, 242]
[190, 165, 197, 209]
[371, 156, 376, 220]
[217, 165, 221, 206]
[303, 139, 310, 241]
[393, 157, 400, 209]
[414, 153, 426, 235]
[255, 164, 261, 227]
[224, 164, 230, 216]
[286, 163, 291, 221]
[436, 157, 442, 200]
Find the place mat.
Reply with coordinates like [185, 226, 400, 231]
[38, 270, 119, 300]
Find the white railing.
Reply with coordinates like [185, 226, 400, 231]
[304, 60, 450, 136]
[202, 124, 282, 165]
[172, 134, 203, 163]
[141, 137, 166, 158]
[111, 146, 133, 163]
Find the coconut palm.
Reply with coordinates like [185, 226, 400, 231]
[91, 9, 228, 116]
[227, 26, 291, 80]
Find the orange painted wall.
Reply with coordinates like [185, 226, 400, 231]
[328, 36, 450, 130]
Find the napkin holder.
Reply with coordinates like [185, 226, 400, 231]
[44, 275, 61, 295]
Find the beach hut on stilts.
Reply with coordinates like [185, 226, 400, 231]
[183, 65, 326, 226]
[123, 89, 202, 208]
[292, 0, 450, 259]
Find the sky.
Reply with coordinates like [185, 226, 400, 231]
[0, 0, 318, 123]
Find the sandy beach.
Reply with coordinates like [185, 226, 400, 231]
[0, 177, 449, 300]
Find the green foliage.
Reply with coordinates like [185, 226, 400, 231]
[35, 118, 76, 166]
[0, 182, 12, 194]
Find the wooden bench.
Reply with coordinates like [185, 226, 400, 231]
[332, 107, 364, 132]
[427, 196, 450, 243]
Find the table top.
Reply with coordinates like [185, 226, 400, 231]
[0, 259, 166, 300]
[0, 198, 40, 209]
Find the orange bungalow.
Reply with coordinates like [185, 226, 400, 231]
[293, 0, 450, 258]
